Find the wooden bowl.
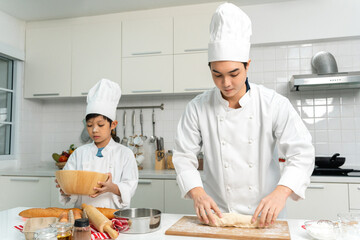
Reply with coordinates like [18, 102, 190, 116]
[55, 170, 108, 195]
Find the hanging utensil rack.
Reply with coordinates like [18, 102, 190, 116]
[117, 103, 164, 110]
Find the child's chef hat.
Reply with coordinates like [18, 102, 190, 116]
[86, 79, 121, 121]
[208, 3, 252, 63]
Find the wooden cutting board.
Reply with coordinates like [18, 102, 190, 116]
[165, 216, 291, 240]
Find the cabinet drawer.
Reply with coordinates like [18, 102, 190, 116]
[287, 183, 349, 220]
[349, 184, 360, 209]
[131, 179, 164, 211]
[0, 176, 52, 211]
[164, 180, 194, 214]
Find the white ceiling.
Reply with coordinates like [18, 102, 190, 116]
[0, 0, 293, 21]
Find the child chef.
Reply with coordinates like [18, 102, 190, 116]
[57, 79, 138, 209]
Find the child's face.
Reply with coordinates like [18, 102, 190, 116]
[86, 115, 117, 147]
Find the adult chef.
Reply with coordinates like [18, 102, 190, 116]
[173, 3, 315, 227]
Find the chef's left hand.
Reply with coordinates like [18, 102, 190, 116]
[251, 185, 293, 227]
[90, 173, 120, 198]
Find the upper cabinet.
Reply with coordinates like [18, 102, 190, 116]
[174, 14, 211, 54]
[24, 25, 72, 98]
[122, 17, 173, 57]
[122, 55, 173, 94]
[71, 21, 122, 97]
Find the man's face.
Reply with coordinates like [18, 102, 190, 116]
[210, 61, 250, 100]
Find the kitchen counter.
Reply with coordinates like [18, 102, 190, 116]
[2, 207, 311, 240]
[1, 161, 360, 183]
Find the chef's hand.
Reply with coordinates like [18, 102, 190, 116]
[90, 173, 121, 198]
[189, 187, 222, 225]
[54, 179, 70, 197]
[252, 185, 293, 227]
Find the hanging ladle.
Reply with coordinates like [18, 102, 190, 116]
[140, 109, 147, 141]
[150, 109, 156, 143]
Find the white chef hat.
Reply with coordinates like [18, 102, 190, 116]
[208, 3, 252, 63]
[86, 79, 121, 121]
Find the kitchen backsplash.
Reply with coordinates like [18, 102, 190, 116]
[16, 37, 360, 168]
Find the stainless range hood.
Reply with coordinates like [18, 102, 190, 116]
[290, 71, 360, 91]
[290, 51, 360, 91]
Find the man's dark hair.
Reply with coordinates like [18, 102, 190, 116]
[208, 62, 248, 69]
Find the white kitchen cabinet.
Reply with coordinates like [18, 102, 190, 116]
[174, 14, 211, 54]
[174, 53, 213, 93]
[0, 176, 52, 211]
[122, 17, 173, 57]
[24, 25, 72, 98]
[131, 179, 164, 211]
[122, 55, 173, 94]
[71, 21, 122, 97]
[164, 180, 194, 214]
[349, 184, 360, 210]
[287, 183, 349, 220]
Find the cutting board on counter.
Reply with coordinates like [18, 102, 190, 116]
[165, 216, 291, 240]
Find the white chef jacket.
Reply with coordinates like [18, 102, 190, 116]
[59, 138, 138, 209]
[173, 83, 315, 216]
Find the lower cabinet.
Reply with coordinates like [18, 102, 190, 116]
[131, 179, 194, 214]
[349, 184, 360, 210]
[0, 176, 52, 211]
[131, 179, 165, 211]
[286, 183, 349, 220]
[164, 179, 194, 214]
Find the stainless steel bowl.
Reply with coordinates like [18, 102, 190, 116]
[114, 208, 161, 233]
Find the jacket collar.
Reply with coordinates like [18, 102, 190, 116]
[90, 138, 116, 157]
[215, 78, 252, 110]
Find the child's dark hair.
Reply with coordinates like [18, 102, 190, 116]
[208, 62, 248, 69]
[85, 114, 119, 142]
[86, 114, 113, 125]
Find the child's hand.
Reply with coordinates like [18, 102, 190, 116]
[55, 179, 70, 197]
[90, 173, 120, 198]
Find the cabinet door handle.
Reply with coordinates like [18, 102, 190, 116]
[33, 93, 59, 97]
[132, 51, 162, 56]
[184, 88, 212, 91]
[10, 177, 40, 182]
[81, 92, 88, 95]
[132, 90, 162, 93]
[138, 180, 152, 184]
[184, 48, 208, 52]
[308, 185, 325, 189]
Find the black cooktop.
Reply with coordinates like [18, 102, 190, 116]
[312, 167, 360, 176]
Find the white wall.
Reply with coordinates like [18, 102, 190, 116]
[0, 10, 25, 59]
[6, 1, 360, 168]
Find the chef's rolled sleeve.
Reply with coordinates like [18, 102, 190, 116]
[274, 97, 315, 200]
[173, 100, 203, 198]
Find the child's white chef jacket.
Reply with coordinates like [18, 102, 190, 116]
[60, 138, 138, 209]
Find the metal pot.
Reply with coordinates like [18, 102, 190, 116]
[114, 208, 161, 233]
[315, 153, 345, 168]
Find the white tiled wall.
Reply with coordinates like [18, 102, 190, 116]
[16, 37, 360, 168]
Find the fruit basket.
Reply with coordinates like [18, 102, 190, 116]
[52, 144, 77, 169]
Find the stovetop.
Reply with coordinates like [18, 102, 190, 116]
[312, 167, 360, 177]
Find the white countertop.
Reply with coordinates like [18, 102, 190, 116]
[1, 207, 312, 240]
[1, 161, 360, 183]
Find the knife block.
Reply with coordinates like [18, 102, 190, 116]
[155, 150, 165, 170]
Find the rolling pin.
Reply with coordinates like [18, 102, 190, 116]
[82, 204, 119, 239]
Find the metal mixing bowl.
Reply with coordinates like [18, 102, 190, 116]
[114, 208, 161, 233]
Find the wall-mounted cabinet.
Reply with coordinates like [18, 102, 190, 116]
[174, 52, 213, 93]
[122, 17, 173, 57]
[174, 14, 211, 54]
[24, 26, 72, 98]
[122, 55, 173, 94]
[71, 21, 122, 97]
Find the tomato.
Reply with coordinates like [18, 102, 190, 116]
[58, 155, 68, 162]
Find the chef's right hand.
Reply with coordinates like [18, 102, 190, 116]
[55, 179, 70, 197]
[189, 187, 222, 225]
